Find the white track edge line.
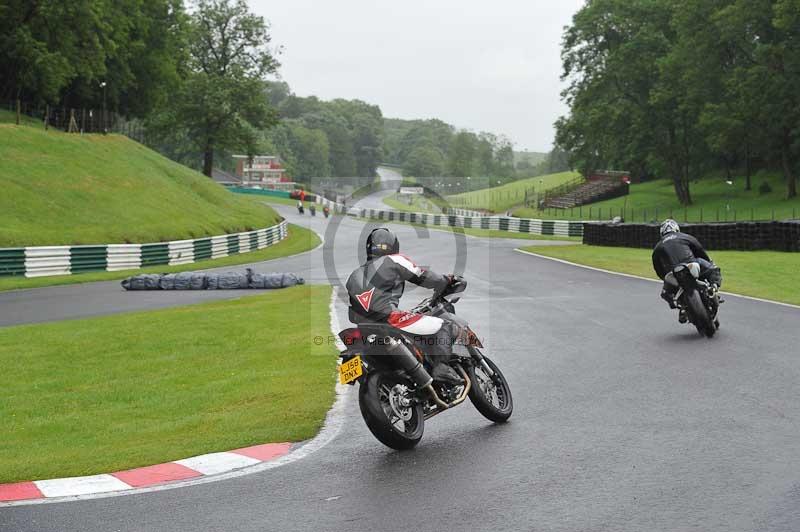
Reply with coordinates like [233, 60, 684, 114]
[0, 285, 350, 507]
[514, 248, 800, 310]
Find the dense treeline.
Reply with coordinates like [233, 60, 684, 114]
[383, 118, 569, 189]
[0, 0, 184, 116]
[556, 0, 800, 203]
[384, 118, 514, 178]
[261, 82, 383, 180]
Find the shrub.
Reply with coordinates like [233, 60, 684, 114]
[758, 181, 772, 195]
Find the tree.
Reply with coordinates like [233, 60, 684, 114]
[329, 99, 384, 178]
[286, 122, 330, 179]
[557, 0, 800, 201]
[301, 111, 356, 177]
[447, 131, 477, 177]
[0, 0, 185, 115]
[405, 145, 445, 176]
[558, 0, 696, 203]
[475, 133, 496, 176]
[167, 0, 280, 176]
[493, 135, 515, 177]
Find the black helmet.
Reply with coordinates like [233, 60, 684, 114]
[366, 228, 399, 260]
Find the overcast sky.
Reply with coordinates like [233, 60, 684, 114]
[252, 0, 585, 153]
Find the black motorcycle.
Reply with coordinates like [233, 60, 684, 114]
[309, 204, 316, 216]
[338, 279, 513, 450]
[668, 262, 722, 338]
[297, 202, 304, 215]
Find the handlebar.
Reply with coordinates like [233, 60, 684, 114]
[411, 276, 467, 314]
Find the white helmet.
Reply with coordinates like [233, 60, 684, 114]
[660, 219, 680, 237]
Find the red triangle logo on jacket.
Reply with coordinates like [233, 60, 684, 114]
[356, 287, 375, 312]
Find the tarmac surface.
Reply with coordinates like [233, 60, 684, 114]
[2, 175, 799, 531]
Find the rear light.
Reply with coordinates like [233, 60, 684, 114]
[339, 328, 362, 346]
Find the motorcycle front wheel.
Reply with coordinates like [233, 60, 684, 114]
[359, 371, 424, 450]
[467, 353, 513, 422]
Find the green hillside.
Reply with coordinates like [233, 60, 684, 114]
[0, 122, 280, 247]
[447, 171, 580, 213]
[514, 171, 800, 222]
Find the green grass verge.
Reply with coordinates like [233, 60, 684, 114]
[0, 122, 280, 247]
[0, 284, 337, 483]
[514, 171, 800, 222]
[382, 194, 444, 214]
[0, 224, 320, 292]
[446, 171, 580, 213]
[520, 244, 800, 305]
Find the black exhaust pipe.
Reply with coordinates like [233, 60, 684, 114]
[376, 336, 432, 388]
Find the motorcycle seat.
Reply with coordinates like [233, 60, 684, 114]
[355, 323, 419, 346]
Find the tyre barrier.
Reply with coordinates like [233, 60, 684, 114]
[348, 207, 585, 238]
[0, 220, 289, 278]
[583, 221, 800, 251]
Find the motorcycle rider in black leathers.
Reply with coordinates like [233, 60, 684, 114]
[652, 219, 722, 322]
[345, 228, 463, 384]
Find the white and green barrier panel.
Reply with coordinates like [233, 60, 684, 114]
[0, 220, 288, 278]
[315, 195, 347, 214]
[445, 207, 487, 217]
[349, 208, 585, 238]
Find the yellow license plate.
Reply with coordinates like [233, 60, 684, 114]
[339, 355, 363, 384]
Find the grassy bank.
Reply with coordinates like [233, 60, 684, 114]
[0, 122, 280, 247]
[446, 171, 580, 213]
[237, 194, 319, 208]
[0, 285, 337, 483]
[514, 172, 800, 222]
[0, 224, 320, 292]
[519, 244, 800, 305]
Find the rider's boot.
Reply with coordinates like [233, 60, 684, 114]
[678, 309, 688, 323]
[661, 289, 677, 309]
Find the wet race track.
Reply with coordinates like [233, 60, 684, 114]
[2, 174, 800, 532]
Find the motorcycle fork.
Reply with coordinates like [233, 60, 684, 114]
[468, 346, 495, 378]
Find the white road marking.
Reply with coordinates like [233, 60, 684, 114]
[514, 248, 800, 310]
[174, 453, 260, 476]
[35, 474, 132, 498]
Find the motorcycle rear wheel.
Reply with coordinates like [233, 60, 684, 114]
[359, 371, 424, 450]
[467, 354, 513, 422]
[686, 291, 715, 338]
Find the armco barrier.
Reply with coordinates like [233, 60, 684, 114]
[0, 220, 288, 278]
[349, 207, 585, 237]
[583, 221, 800, 251]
